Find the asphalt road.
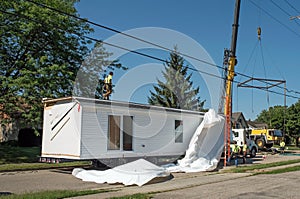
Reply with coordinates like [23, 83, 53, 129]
[0, 168, 113, 195]
[153, 171, 300, 199]
[1, 153, 300, 198]
[2, 169, 300, 199]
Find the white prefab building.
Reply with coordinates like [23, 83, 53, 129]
[41, 97, 204, 164]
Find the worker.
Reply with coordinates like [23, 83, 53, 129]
[242, 141, 247, 164]
[280, 140, 286, 154]
[103, 72, 113, 100]
[228, 141, 241, 167]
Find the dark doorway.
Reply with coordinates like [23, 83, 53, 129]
[123, 116, 133, 151]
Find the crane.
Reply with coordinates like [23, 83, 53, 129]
[224, 0, 241, 166]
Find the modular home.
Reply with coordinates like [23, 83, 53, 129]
[41, 97, 204, 165]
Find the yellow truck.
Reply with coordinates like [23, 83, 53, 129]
[250, 129, 284, 149]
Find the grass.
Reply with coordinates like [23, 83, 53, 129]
[0, 145, 41, 164]
[0, 145, 90, 172]
[225, 159, 300, 173]
[255, 165, 300, 175]
[0, 189, 112, 199]
[0, 161, 91, 172]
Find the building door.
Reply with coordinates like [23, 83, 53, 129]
[108, 115, 120, 150]
[123, 116, 133, 151]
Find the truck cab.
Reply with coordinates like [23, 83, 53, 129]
[232, 129, 258, 158]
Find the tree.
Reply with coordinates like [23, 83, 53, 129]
[255, 103, 300, 139]
[148, 47, 205, 111]
[256, 105, 286, 130]
[286, 101, 300, 138]
[0, 0, 93, 132]
[73, 41, 127, 99]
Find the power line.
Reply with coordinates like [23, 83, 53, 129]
[23, 0, 299, 96]
[0, 9, 224, 82]
[1, 6, 300, 101]
[249, 0, 300, 38]
[284, 0, 300, 14]
[23, 0, 223, 71]
[270, 0, 300, 28]
[271, 0, 292, 16]
[246, 0, 300, 95]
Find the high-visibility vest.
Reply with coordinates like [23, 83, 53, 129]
[243, 144, 247, 152]
[233, 145, 240, 153]
[280, 141, 285, 147]
[104, 75, 113, 84]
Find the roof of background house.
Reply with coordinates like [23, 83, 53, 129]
[232, 112, 249, 128]
[247, 120, 268, 129]
[232, 112, 242, 121]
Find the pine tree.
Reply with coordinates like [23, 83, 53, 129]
[148, 48, 205, 111]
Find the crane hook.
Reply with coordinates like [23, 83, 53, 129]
[257, 27, 261, 40]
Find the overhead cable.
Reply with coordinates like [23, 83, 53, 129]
[1, 7, 299, 100]
[23, 0, 298, 94]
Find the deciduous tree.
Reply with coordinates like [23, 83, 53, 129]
[0, 0, 92, 132]
[256, 102, 300, 138]
[286, 101, 300, 138]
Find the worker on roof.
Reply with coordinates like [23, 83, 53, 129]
[103, 71, 113, 100]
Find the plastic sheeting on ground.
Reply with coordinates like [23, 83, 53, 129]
[165, 109, 225, 173]
[72, 158, 170, 186]
[72, 109, 224, 186]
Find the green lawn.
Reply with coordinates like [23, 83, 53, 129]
[0, 145, 90, 172]
[225, 159, 300, 173]
[0, 145, 40, 164]
[256, 165, 300, 175]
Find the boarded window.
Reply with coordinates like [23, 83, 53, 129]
[175, 120, 183, 143]
[123, 116, 133, 151]
[108, 115, 120, 150]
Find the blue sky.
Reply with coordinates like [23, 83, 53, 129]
[76, 0, 300, 120]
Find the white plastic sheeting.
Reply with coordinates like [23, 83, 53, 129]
[72, 159, 170, 186]
[72, 109, 224, 186]
[165, 109, 225, 172]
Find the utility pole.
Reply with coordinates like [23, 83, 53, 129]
[224, 0, 241, 166]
